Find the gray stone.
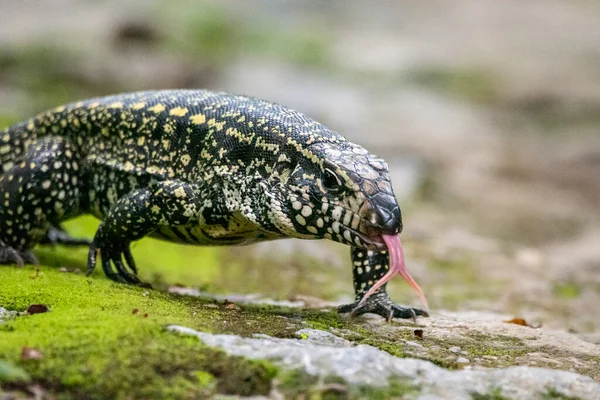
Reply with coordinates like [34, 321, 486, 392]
[294, 328, 351, 347]
[167, 325, 600, 400]
[0, 307, 17, 323]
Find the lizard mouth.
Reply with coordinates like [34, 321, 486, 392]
[334, 222, 387, 250]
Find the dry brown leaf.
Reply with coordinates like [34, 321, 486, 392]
[26, 304, 49, 315]
[504, 317, 542, 328]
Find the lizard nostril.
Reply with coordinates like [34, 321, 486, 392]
[368, 210, 379, 225]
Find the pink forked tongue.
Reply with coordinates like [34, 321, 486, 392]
[358, 235, 428, 311]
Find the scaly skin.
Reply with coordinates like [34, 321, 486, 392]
[0, 90, 427, 320]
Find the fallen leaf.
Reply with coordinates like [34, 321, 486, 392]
[132, 308, 139, 315]
[504, 317, 542, 328]
[26, 304, 49, 315]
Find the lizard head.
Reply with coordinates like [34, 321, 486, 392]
[265, 141, 401, 250]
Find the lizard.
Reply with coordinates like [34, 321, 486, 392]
[0, 89, 428, 320]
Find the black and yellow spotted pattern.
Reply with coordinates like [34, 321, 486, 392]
[0, 90, 426, 319]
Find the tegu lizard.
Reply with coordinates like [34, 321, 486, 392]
[0, 90, 428, 320]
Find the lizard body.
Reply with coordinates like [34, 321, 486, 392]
[0, 90, 427, 319]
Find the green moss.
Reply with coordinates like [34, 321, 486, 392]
[361, 340, 407, 358]
[158, 5, 238, 63]
[407, 67, 500, 103]
[472, 387, 511, 400]
[399, 251, 505, 311]
[0, 263, 367, 398]
[276, 369, 320, 398]
[541, 387, 582, 400]
[0, 45, 119, 113]
[420, 332, 528, 370]
[0, 114, 19, 130]
[156, 2, 330, 69]
[277, 369, 420, 400]
[553, 282, 582, 299]
[0, 266, 277, 398]
[355, 379, 420, 399]
[346, 322, 529, 371]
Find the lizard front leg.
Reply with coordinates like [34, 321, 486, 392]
[87, 180, 202, 283]
[338, 247, 429, 321]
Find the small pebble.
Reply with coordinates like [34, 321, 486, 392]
[225, 303, 241, 311]
[405, 340, 424, 349]
[456, 356, 470, 364]
[21, 347, 43, 360]
[482, 355, 498, 360]
[449, 346, 461, 353]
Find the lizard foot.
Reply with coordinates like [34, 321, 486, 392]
[87, 238, 141, 284]
[39, 225, 91, 247]
[338, 291, 429, 322]
[0, 240, 39, 267]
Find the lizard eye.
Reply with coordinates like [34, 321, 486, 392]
[322, 168, 342, 192]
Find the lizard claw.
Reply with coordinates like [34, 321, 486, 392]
[338, 291, 429, 321]
[87, 238, 141, 285]
[0, 240, 39, 267]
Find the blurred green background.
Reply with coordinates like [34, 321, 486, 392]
[1, 0, 599, 336]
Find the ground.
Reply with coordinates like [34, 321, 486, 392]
[1, 242, 599, 399]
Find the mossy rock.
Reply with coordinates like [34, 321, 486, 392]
[0, 266, 278, 399]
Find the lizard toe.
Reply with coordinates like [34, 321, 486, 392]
[0, 241, 25, 267]
[0, 240, 40, 267]
[338, 291, 428, 322]
[87, 238, 141, 284]
[113, 255, 140, 284]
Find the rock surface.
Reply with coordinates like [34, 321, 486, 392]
[0, 308, 16, 323]
[168, 324, 600, 399]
